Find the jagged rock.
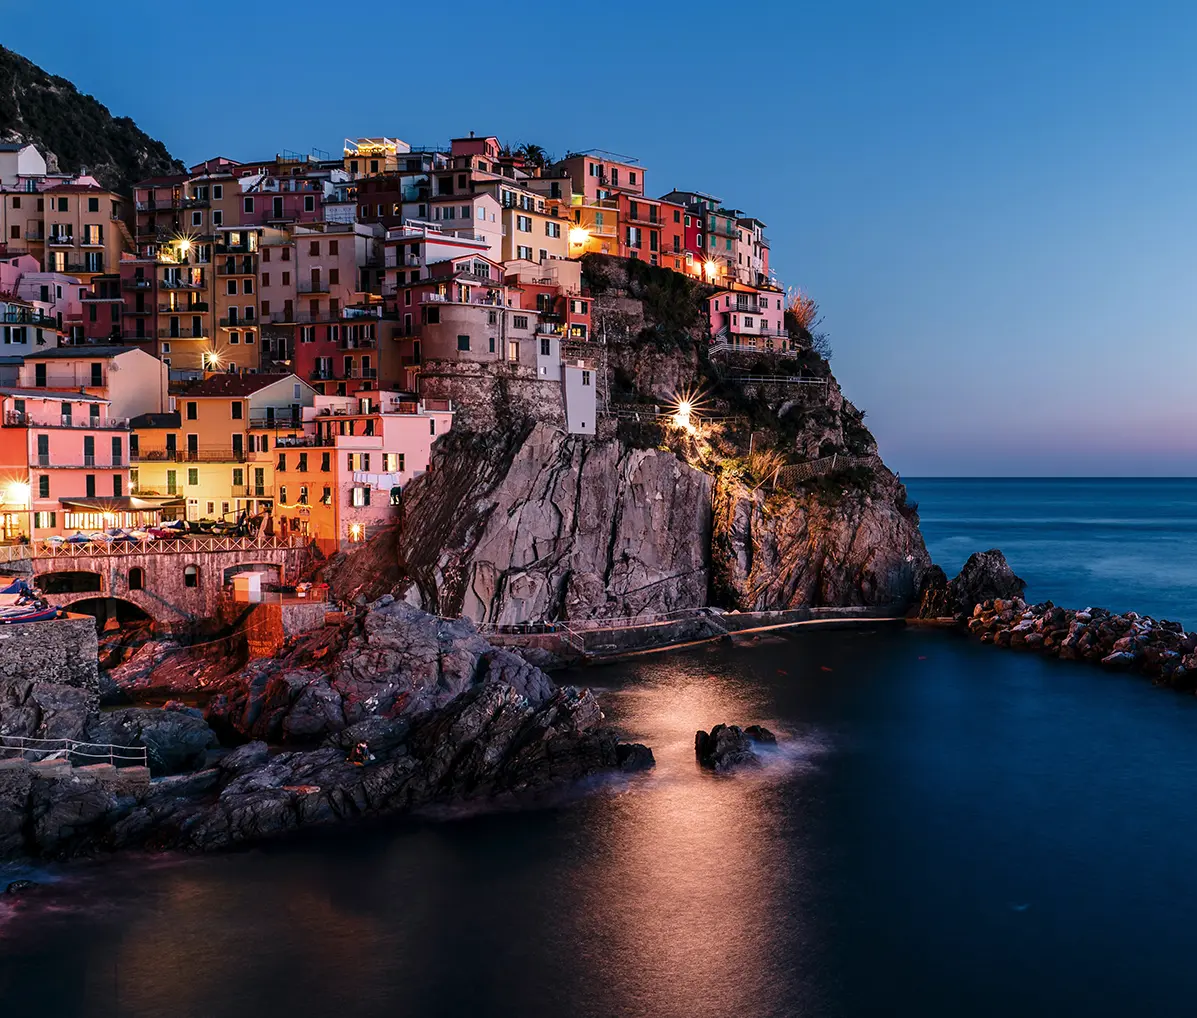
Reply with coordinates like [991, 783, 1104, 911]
[914, 564, 954, 618]
[695, 723, 777, 772]
[948, 550, 1026, 615]
[85, 708, 218, 776]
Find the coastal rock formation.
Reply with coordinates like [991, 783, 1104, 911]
[916, 550, 1026, 619]
[0, 678, 652, 860]
[712, 469, 930, 609]
[965, 597, 1197, 690]
[205, 599, 558, 743]
[375, 424, 714, 623]
[695, 723, 777, 772]
[0, 601, 653, 861]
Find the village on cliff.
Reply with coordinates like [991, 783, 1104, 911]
[0, 135, 789, 585]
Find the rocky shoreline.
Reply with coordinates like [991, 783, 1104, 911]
[0, 600, 653, 863]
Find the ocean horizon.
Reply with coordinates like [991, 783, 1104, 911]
[905, 476, 1197, 627]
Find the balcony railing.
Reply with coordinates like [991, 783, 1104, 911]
[46, 234, 74, 246]
[298, 281, 330, 293]
[157, 327, 207, 338]
[339, 336, 376, 349]
[24, 230, 44, 241]
[122, 278, 153, 290]
[218, 316, 256, 327]
[8, 412, 127, 430]
[158, 302, 208, 313]
[247, 413, 302, 430]
[132, 449, 247, 464]
[159, 277, 205, 289]
[1, 310, 57, 327]
[215, 261, 256, 276]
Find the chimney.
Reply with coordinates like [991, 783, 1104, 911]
[469, 131, 475, 138]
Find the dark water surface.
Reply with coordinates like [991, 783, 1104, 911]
[907, 477, 1197, 625]
[7, 626, 1197, 1016]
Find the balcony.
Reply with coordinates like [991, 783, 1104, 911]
[180, 197, 209, 208]
[65, 262, 103, 274]
[218, 316, 256, 328]
[298, 280, 331, 294]
[159, 277, 205, 290]
[309, 368, 335, 381]
[158, 302, 208, 313]
[384, 254, 423, 269]
[119, 332, 154, 343]
[157, 327, 207, 339]
[123, 306, 152, 317]
[339, 336, 376, 350]
[132, 449, 247, 464]
[10, 412, 128, 430]
[46, 234, 75, 247]
[232, 485, 273, 499]
[24, 230, 44, 241]
[247, 413, 302, 430]
[215, 260, 256, 276]
[122, 278, 153, 291]
[1, 310, 57, 328]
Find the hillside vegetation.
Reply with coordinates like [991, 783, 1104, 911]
[0, 46, 184, 193]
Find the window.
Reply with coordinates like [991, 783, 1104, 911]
[212, 210, 223, 226]
[540, 338, 551, 356]
[426, 306, 440, 324]
[231, 402, 243, 420]
[457, 335, 470, 351]
[309, 241, 320, 256]
[213, 184, 223, 199]
[166, 470, 177, 495]
[244, 197, 254, 213]
[351, 486, 370, 507]
[582, 371, 592, 386]
[192, 211, 202, 227]
[128, 567, 144, 590]
[113, 474, 123, 497]
[297, 453, 308, 471]
[321, 452, 331, 472]
[517, 215, 532, 232]
[277, 453, 287, 472]
[229, 331, 240, 345]
[226, 279, 237, 296]
[513, 315, 529, 330]
[243, 278, 254, 294]
[517, 246, 532, 260]
[546, 221, 561, 238]
[279, 485, 288, 505]
[329, 240, 338, 255]
[299, 485, 309, 504]
[184, 565, 199, 588]
[188, 468, 199, 486]
[38, 475, 49, 499]
[304, 195, 315, 212]
[57, 197, 68, 212]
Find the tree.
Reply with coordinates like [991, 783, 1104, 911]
[517, 143, 549, 169]
[786, 287, 832, 359]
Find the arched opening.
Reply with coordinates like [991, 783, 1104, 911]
[65, 597, 152, 629]
[183, 564, 199, 588]
[37, 570, 102, 595]
[128, 567, 144, 591]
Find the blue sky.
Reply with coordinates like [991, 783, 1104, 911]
[6, 0, 1197, 475]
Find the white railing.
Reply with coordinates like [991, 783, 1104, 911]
[0, 734, 148, 767]
[31, 534, 308, 558]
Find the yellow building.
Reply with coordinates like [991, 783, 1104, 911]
[567, 195, 620, 257]
[472, 180, 570, 264]
[130, 373, 316, 522]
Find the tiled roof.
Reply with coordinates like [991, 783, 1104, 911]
[24, 346, 137, 359]
[0, 387, 109, 402]
[129, 411, 180, 429]
[180, 373, 298, 397]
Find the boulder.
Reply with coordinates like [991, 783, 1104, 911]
[695, 723, 777, 772]
[86, 707, 218, 776]
[948, 550, 1026, 615]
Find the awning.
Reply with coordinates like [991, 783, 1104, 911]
[57, 496, 186, 511]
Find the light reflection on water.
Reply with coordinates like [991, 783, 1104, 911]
[11, 626, 1197, 1016]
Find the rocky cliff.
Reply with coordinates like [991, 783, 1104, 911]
[329, 256, 930, 621]
[0, 46, 184, 193]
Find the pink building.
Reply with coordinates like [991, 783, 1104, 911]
[707, 286, 789, 351]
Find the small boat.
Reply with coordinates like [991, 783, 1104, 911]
[0, 605, 59, 624]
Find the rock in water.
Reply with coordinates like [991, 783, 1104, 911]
[5, 879, 37, 895]
[948, 550, 1026, 615]
[695, 723, 777, 772]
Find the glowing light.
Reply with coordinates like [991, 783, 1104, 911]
[348, 523, 365, 543]
[177, 237, 192, 254]
[667, 386, 707, 434]
[5, 482, 29, 507]
[568, 227, 591, 246]
[203, 350, 221, 369]
[703, 259, 720, 281]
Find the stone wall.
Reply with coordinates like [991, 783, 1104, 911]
[418, 359, 565, 431]
[0, 614, 99, 692]
[244, 600, 333, 658]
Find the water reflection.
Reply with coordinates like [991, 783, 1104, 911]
[561, 650, 815, 1017]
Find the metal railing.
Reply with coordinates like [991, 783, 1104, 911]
[772, 454, 882, 488]
[0, 734, 148, 768]
[9, 412, 126, 429]
[31, 533, 306, 558]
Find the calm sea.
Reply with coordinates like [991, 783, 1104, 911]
[907, 477, 1197, 625]
[5, 478, 1197, 1017]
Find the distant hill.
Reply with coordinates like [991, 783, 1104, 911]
[0, 45, 185, 193]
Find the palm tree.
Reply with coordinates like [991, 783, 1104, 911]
[517, 143, 549, 169]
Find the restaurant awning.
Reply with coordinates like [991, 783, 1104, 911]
[57, 496, 187, 511]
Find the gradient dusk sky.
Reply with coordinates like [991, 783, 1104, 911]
[5, 1, 1196, 475]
